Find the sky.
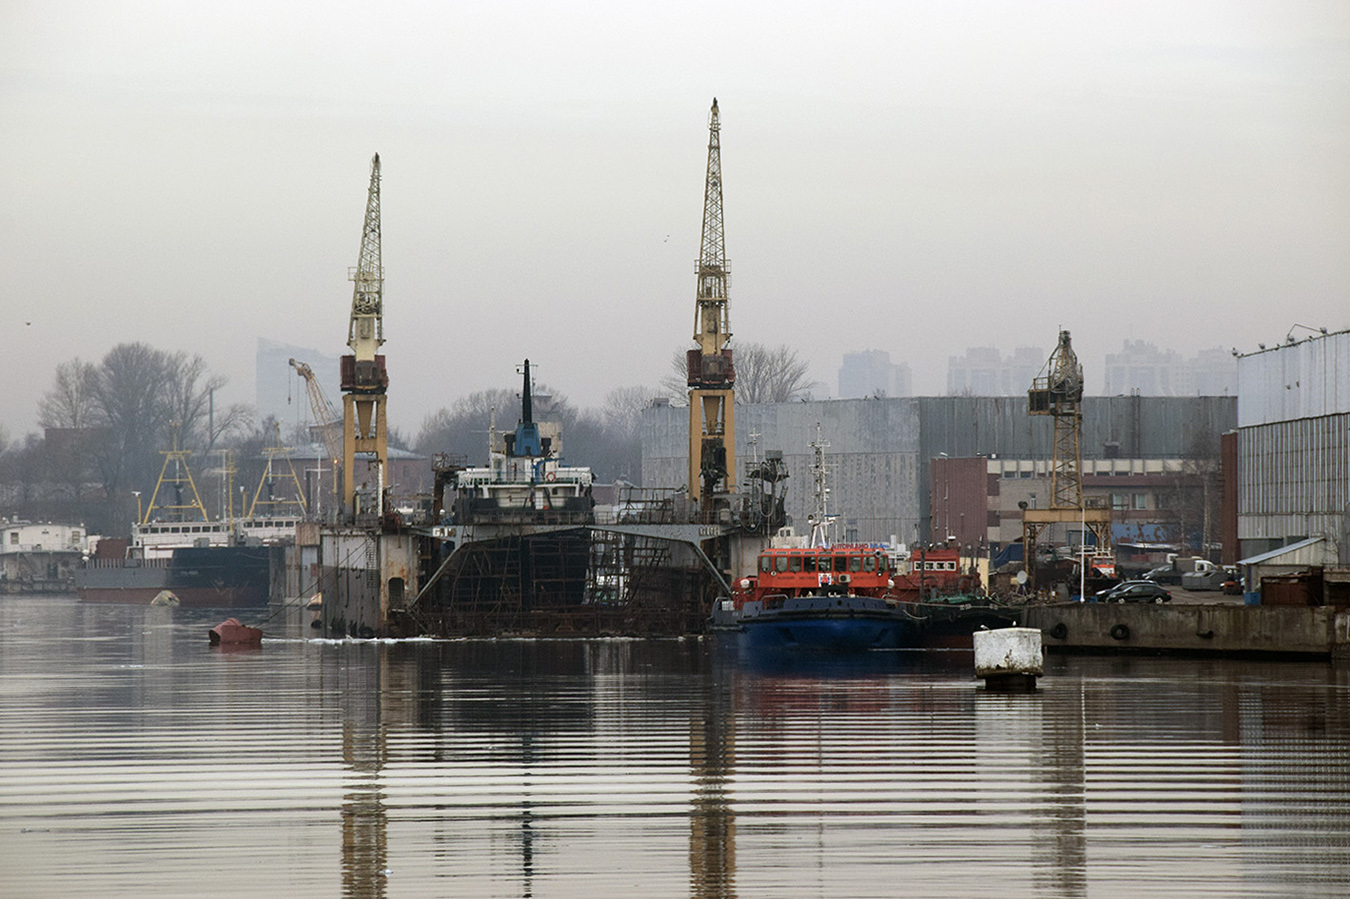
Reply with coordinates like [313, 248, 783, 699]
[3, 1, 1348, 439]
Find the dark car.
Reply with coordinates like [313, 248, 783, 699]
[1101, 580, 1172, 604]
[1142, 566, 1182, 585]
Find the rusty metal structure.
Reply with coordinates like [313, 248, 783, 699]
[687, 98, 736, 510]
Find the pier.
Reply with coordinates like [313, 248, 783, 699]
[1024, 601, 1350, 659]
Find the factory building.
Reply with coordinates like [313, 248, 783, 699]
[1236, 329, 1350, 564]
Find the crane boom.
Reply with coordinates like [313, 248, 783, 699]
[289, 358, 343, 465]
[687, 98, 736, 509]
[348, 154, 384, 363]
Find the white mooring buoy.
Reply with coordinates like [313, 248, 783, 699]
[973, 626, 1044, 692]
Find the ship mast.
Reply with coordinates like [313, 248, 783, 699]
[340, 154, 389, 519]
[807, 425, 835, 548]
[687, 99, 735, 510]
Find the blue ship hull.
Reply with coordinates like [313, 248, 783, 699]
[733, 595, 920, 651]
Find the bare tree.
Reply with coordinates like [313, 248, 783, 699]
[602, 386, 659, 439]
[663, 342, 817, 405]
[162, 351, 251, 454]
[733, 342, 817, 404]
[661, 349, 690, 401]
[37, 359, 98, 429]
[415, 388, 525, 461]
[87, 343, 173, 500]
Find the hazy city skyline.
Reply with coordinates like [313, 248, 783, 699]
[5, 2, 1347, 438]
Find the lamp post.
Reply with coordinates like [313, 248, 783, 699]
[131, 491, 142, 525]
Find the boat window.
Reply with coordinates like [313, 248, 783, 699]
[834, 556, 847, 572]
[849, 555, 862, 573]
[946, 561, 956, 571]
[760, 556, 772, 573]
[817, 555, 831, 572]
[804, 554, 817, 572]
[775, 556, 788, 573]
[789, 554, 802, 573]
[863, 556, 877, 572]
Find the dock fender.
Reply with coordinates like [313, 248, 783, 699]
[1048, 622, 1068, 640]
[1110, 623, 1130, 641]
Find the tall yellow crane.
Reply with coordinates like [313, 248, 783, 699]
[340, 154, 389, 517]
[687, 99, 735, 510]
[1022, 329, 1111, 588]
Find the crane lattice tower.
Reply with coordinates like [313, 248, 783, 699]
[340, 154, 389, 517]
[687, 99, 735, 509]
[1023, 329, 1112, 588]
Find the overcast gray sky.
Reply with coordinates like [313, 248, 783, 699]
[4, 1, 1347, 438]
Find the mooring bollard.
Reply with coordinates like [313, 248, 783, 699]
[973, 626, 1043, 692]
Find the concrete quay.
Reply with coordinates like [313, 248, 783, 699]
[1023, 600, 1350, 659]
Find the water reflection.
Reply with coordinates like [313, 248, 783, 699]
[3, 599, 1350, 898]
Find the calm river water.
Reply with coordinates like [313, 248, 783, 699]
[2, 596, 1349, 898]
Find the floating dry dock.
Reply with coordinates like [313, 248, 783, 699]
[1024, 603, 1350, 659]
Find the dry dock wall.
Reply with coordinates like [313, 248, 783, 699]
[1025, 603, 1350, 658]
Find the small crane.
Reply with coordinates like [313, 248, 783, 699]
[1022, 329, 1112, 591]
[289, 358, 343, 503]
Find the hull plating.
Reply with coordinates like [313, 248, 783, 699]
[735, 595, 920, 651]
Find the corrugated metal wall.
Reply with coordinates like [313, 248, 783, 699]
[1237, 329, 1350, 427]
[1238, 412, 1350, 547]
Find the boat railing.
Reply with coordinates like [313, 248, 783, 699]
[84, 557, 171, 569]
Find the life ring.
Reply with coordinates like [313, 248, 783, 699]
[1110, 623, 1130, 641]
[1048, 622, 1068, 640]
[545, 471, 556, 482]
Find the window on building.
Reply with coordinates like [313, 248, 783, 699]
[1111, 493, 1128, 510]
[1133, 493, 1148, 510]
[8, 533, 16, 545]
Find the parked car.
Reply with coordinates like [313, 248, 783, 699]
[1100, 580, 1172, 604]
[1142, 566, 1183, 586]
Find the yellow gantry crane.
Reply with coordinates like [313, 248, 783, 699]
[142, 427, 210, 523]
[1022, 329, 1112, 589]
[687, 99, 736, 510]
[340, 154, 389, 518]
[247, 421, 307, 518]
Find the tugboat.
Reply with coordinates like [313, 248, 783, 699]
[715, 429, 919, 650]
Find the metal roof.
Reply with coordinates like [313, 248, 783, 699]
[1237, 536, 1326, 566]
